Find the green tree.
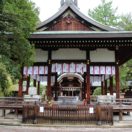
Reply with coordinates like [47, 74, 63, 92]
[93, 87, 101, 96]
[118, 13, 132, 30]
[0, 0, 39, 95]
[120, 59, 132, 91]
[0, 62, 13, 96]
[88, 0, 119, 27]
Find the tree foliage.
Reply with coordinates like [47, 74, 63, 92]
[93, 87, 101, 96]
[118, 13, 132, 30]
[0, 62, 13, 96]
[120, 59, 132, 90]
[0, 0, 39, 95]
[88, 0, 119, 27]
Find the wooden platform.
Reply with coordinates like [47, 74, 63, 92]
[0, 97, 132, 124]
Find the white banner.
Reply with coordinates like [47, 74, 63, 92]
[44, 66, 48, 74]
[76, 63, 83, 74]
[106, 66, 112, 75]
[94, 66, 100, 74]
[34, 66, 39, 75]
[112, 66, 115, 75]
[28, 67, 33, 75]
[23, 64, 116, 75]
[100, 66, 105, 74]
[56, 64, 62, 74]
[90, 66, 94, 74]
[52, 64, 56, 73]
[70, 63, 76, 73]
[39, 66, 44, 75]
[83, 64, 86, 73]
[63, 63, 69, 73]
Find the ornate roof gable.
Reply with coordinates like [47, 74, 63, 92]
[37, 0, 116, 31]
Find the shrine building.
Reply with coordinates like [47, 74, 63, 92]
[18, 0, 132, 102]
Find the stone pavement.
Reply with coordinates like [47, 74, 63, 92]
[0, 110, 132, 132]
[0, 126, 132, 132]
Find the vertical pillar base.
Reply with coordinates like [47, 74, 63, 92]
[116, 64, 120, 99]
[18, 79, 23, 97]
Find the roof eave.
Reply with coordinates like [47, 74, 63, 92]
[30, 31, 132, 39]
[37, 2, 118, 31]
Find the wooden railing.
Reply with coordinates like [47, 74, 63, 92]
[115, 98, 132, 105]
[113, 98, 132, 121]
[0, 97, 24, 117]
[1, 97, 132, 124]
[22, 103, 113, 125]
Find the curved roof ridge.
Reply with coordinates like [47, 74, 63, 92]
[37, 2, 118, 31]
[69, 4, 117, 31]
[37, 4, 69, 30]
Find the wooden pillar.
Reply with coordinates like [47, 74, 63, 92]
[86, 60, 90, 103]
[110, 76, 113, 95]
[54, 73, 58, 101]
[33, 79, 36, 87]
[47, 50, 52, 99]
[18, 67, 23, 97]
[37, 81, 40, 95]
[86, 51, 91, 103]
[82, 74, 86, 100]
[104, 80, 107, 95]
[115, 47, 120, 98]
[101, 81, 104, 95]
[26, 76, 30, 94]
[18, 79, 23, 97]
[115, 63, 120, 98]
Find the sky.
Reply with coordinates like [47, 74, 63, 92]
[31, 0, 132, 22]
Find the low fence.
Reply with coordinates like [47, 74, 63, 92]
[96, 105, 113, 125]
[22, 103, 113, 125]
[0, 97, 23, 117]
[3, 97, 132, 124]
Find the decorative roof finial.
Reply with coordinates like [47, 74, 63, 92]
[60, 0, 78, 7]
[66, 0, 72, 4]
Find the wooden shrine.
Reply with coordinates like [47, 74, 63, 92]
[18, 0, 132, 102]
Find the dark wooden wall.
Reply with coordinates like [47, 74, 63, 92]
[46, 16, 93, 31]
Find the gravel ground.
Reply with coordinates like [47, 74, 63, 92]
[0, 126, 132, 132]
